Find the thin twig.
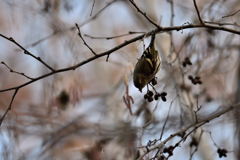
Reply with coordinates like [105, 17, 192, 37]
[14, 0, 119, 51]
[159, 100, 173, 140]
[128, 0, 161, 28]
[90, 0, 95, 16]
[84, 31, 145, 40]
[205, 21, 240, 27]
[167, 0, 176, 57]
[1, 23, 240, 93]
[0, 89, 18, 126]
[1, 61, 35, 80]
[193, 0, 204, 24]
[75, 23, 97, 56]
[222, 9, 240, 19]
[0, 34, 55, 71]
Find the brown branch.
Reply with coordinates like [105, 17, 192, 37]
[80, 0, 120, 27]
[0, 23, 240, 125]
[0, 89, 18, 126]
[204, 21, 240, 27]
[75, 23, 97, 56]
[90, 0, 95, 16]
[222, 9, 240, 19]
[167, 0, 176, 57]
[137, 103, 240, 159]
[84, 31, 145, 40]
[1, 61, 34, 80]
[193, 0, 204, 24]
[128, 0, 161, 28]
[0, 34, 55, 71]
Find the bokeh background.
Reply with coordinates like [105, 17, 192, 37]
[0, 0, 240, 159]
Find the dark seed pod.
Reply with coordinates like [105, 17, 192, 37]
[148, 97, 153, 102]
[161, 92, 167, 96]
[161, 96, 167, 102]
[154, 95, 159, 100]
[147, 90, 154, 97]
[144, 94, 149, 99]
[151, 78, 157, 85]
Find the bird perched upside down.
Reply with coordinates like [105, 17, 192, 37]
[133, 34, 160, 92]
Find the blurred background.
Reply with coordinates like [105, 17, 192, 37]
[0, 0, 240, 159]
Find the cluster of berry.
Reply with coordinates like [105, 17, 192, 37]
[144, 90, 167, 102]
[188, 75, 202, 85]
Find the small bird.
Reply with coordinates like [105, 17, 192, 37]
[133, 34, 160, 92]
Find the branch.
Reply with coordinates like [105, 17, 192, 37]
[193, 0, 204, 24]
[1, 61, 34, 80]
[0, 89, 18, 126]
[90, 0, 95, 16]
[128, 0, 161, 28]
[137, 103, 240, 159]
[0, 34, 55, 71]
[14, 0, 119, 51]
[222, 9, 240, 19]
[0, 23, 240, 125]
[75, 23, 97, 56]
[1, 23, 240, 93]
[84, 31, 145, 40]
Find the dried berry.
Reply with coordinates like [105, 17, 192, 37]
[147, 90, 154, 97]
[188, 75, 193, 80]
[57, 90, 69, 106]
[144, 94, 149, 99]
[161, 96, 167, 102]
[151, 78, 157, 85]
[217, 148, 227, 158]
[182, 57, 192, 67]
[147, 97, 153, 102]
[161, 92, 167, 97]
[188, 75, 202, 85]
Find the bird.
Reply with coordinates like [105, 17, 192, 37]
[133, 34, 160, 92]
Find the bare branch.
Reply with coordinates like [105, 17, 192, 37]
[138, 104, 240, 159]
[0, 89, 18, 126]
[159, 100, 173, 140]
[0, 34, 55, 71]
[128, 0, 161, 28]
[193, 0, 204, 24]
[75, 23, 97, 56]
[90, 0, 95, 16]
[222, 9, 240, 19]
[84, 31, 145, 40]
[14, 0, 119, 51]
[1, 61, 35, 80]
[0, 23, 240, 125]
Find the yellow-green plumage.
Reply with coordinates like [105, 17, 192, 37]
[133, 35, 160, 92]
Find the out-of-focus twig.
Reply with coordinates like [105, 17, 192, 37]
[1, 23, 240, 126]
[90, 0, 95, 16]
[138, 103, 240, 159]
[222, 9, 240, 19]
